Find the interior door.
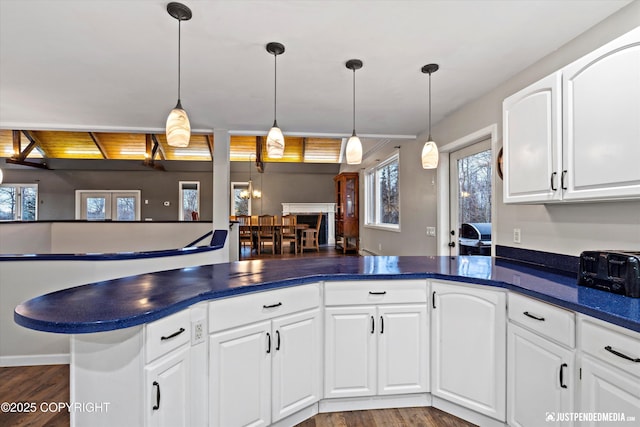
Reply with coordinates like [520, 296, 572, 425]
[449, 139, 492, 255]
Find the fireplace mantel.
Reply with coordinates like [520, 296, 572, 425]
[281, 203, 335, 246]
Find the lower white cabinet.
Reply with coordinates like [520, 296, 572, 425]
[507, 323, 574, 426]
[578, 316, 640, 425]
[209, 307, 321, 427]
[145, 344, 191, 427]
[324, 304, 428, 398]
[430, 281, 506, 421]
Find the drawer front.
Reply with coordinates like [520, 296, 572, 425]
[508, 293, 575, 347]
[209, 283, 320, 332]
[146, 309, 191, 363]
[324, 280, 427, 306]
[580, 316, 640, 378]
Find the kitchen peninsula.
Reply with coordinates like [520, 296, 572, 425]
[14, 255, 640, 427]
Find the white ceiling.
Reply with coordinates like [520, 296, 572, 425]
[0, 0, 632, 153]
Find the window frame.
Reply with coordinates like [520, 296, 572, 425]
[75, 190, 141, 221]
[0, 183, 39, 221]
[179, 181, 200, 221]
[230, 181, 252, 216]
[364, 153, 400, 231]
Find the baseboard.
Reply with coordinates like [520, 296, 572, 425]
[360, 248, 379, 256]
[319, 393, 431, 413]
[271, 404, 318, 427]
[0, 353, 70, 367]
[432, 396, 506, 427]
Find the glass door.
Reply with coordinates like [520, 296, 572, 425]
[449, 139, 492, 255]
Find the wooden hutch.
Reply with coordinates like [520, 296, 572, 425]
[333, 172, 359, 253]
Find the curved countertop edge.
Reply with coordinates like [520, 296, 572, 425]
[13, 257, 640, 334]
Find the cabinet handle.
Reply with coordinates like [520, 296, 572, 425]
[369, 291, 387, 295]
[559, 363, 568, 389]
[263, 302, 282, 309]
[432, 291, 436, 309]
[266, 332, 271, 354]
[523, 311, 545, 321]
[152, 381, 161, 410]
[561, 170, 567, 190]
[276, 330, 281, 351]
[604, 346, 640, 362]
[160, 327, 185, 341]
[380, 316, 384, 334]
[371, 316, 375, 334]
[550, 172, 557, 191]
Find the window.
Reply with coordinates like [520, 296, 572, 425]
[365, 153, 400, 229]
[75, 190, 140, 220]
[0, 184, 38, 221]
[230, 182, 251, 216]
[179, 181, 200, 221]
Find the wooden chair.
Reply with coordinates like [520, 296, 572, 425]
[237, 214, 253, 252]
[257, 215, 277, 254]
[280, 215, 298, 254]
[301, 213, 322, 252]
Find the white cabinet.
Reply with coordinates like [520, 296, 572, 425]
[578, 315, 640, 426]
[208, 284, 321, 427]
[503, 27, 640, 204]
[430, 281, 506, 421]
[324, 280, 429, 399]
[145, 344, 191, 427]
[507, 293, 576, 427]
[503, 71, 562, 203]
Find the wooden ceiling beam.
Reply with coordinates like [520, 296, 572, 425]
[151, 134, 166, 160]
[205, 134, 213, 158]
[255, 136, 264, 173]
[6, 130, 49, 169]
[88, 132, 109, 159]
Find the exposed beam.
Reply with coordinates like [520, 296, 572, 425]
[143, 134, 165, 171]
[152, 134, 166, 160]
[205, 134, 214, 158]
[88, 132, 108, 159]
[256, 136, 264, 173]
[6, 130, 49, 169]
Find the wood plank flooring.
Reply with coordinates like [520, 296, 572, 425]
[0, 365, 476, 427]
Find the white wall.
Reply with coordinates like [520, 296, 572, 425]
[360, 1, 640, 257]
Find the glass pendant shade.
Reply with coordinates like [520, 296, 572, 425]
[346, 134, 363, 165]
[266, 123, 285, 158]
[421, 139, 439, 169]
[166, 103, 191, 147]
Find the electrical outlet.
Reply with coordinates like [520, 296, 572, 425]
[378, 243, 382, 251]
[426, 227, 436, 237]
[191, 319, 205, 345]
[513, 228, 521, 244]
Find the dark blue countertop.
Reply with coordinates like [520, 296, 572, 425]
[14, 256, 640, 334]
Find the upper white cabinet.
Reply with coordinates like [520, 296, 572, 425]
[430, 280, 506, 422]
[503, 26, 640, 204]
[503, 72, 562, 203]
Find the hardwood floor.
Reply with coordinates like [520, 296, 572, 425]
[240, 244, 359, 260]
[0, 365, 476, 427]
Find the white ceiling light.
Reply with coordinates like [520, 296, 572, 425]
[421, 63, 439, 169]
[266, 42, 286, 159]
[345, 59, 363, 165]
[165, 2, 192, 148]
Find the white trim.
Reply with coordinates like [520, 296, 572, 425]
[75, 190, 141, 221]
[0, 353, 70, 367]
[281, 203, 336, 245]
[319, 393, 431, 413]
[0, 123, 214, 133]
[179, 181, 200, 221]
[436, 124, 499, 256]
[228, 130, 416, 139]
[432, 396, 506, 427]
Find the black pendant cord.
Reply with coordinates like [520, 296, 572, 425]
[273, 53, 278, 125]
[352, 68, 356, 136]
[177, 19, 182, 107]
[427, 71, 432, 140]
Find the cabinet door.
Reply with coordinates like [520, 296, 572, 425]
[209, 321, 271, 427]
[378, 304, 429, 395]
[508, 324, 574, 427]
[431, 281, 506, 421]
[145, 344, 190, 427]
[562, 27, 640, 201]
[503, 71, 562, 203]
[271, 308, 321, 422]
[324, 306, 377, 398]
[580, 355, 640, 426]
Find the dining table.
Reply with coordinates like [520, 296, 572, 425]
[239, 222, 309, 254]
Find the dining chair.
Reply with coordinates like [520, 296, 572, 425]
[301, 213, 322, 252]
[280, 214, 298, 254]
[257, 215, 277, 254]
[237, 214, 253, 252]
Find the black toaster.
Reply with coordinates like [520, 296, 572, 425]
[578, 251, 640, 297]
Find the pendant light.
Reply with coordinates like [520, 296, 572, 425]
[345, 59, 363, 165]
[240, 154, 261, 199]
[0, 168, 3, 184]
[266, 42, 286, 159]
[421, 63, 439, 169]
[165, 2, 192, 148]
